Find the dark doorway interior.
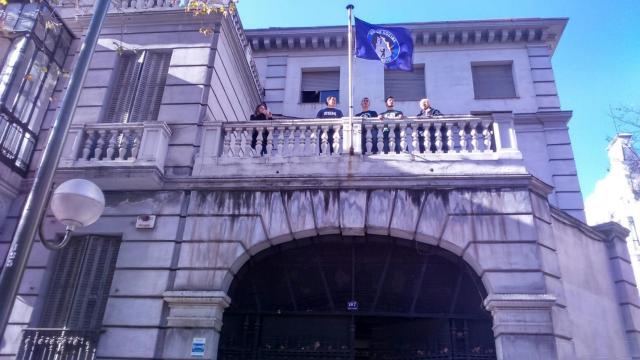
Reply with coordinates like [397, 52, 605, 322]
[219, 235, 496, 360]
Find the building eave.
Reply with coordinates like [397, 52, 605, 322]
[246, 17, 568, 55]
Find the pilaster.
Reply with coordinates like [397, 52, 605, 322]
[161, 291, 231, 360]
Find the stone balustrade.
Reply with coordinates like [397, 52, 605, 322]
[219, 115, 502, 159]
[59, 122, 172, 174]
[193, 113, 521, 178]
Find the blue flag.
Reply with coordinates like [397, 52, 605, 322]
[355, 17, 413, 71]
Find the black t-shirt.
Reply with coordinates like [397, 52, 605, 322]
[316, 108, 343, 118]
[356, 110, 378, 118]
[250, 113, 273, 120]
[380, 109, 404, 119]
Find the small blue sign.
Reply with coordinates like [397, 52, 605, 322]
[347, 300, 359, 311]
[191, 338, 206, 357]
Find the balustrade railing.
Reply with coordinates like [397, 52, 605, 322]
[59, 122, 172, 172]
[218, 115, 503, 159]
[16, 328, 100, 360]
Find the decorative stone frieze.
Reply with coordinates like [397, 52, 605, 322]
[163, 290, 231, 330]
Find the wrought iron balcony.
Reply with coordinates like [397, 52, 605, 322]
[59, 121, 172, 173]
[194, 113, 522, 178]
[0, 109, 36, 176]
[16, 328, 100, 360]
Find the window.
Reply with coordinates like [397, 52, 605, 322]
[106, 50, 172, 123]
[471, 62, 517, 99]
[40, 235, 120, 330]
[0, 2, 73, 175]
[384, 64, 425, 101]
[300, 69, 339, 103]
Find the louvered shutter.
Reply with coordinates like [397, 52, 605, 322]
[106, 52, 143, 123]
[301, 70, 340, 92]
[39, 235, 120, 330]
[384, 65, 425, 101]
[130, 51, 171, 123]
[471, 63, 516, 99]
[39, 239, 86, 327]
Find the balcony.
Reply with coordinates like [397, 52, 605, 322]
[193, 113, 524, 180]
[16, 328, 100, 360]
[58, 122, 171, 186]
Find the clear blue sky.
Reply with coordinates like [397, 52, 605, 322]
[237, 0, 640, 197]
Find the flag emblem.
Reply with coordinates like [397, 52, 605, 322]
[367, 29, 400, 64]
[355, 17, 414, 71]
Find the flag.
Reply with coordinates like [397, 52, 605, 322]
[354, 17, 413, 71]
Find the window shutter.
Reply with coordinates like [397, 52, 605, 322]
[106, 53, 143, 123]
[67, 236, 120, 330]
[384, 65, 425, 101]
[301, 70, 340, 92]
[39, 235, 120, 330]
[471, 63, 516, 99]
[39, 239, 86, 328]
[130, 51, 171, 123]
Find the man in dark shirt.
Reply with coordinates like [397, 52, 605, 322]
[416, 98, 442, 117]
[378, 96, 404, 153]
[316, 96, 343, 118]
[355, 97, 378, 118]
[378, 96, 404, 119]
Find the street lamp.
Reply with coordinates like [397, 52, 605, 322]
[39, 179, 105, 250]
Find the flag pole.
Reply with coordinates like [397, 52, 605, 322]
[346, 4, 355, 155]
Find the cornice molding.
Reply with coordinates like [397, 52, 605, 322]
[246, 18, 567, 55]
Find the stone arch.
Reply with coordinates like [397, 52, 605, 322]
[189, 187, 536, 296]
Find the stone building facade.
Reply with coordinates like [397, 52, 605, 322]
[0, 2, 639, 359]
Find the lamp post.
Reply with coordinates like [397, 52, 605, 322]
[0, 0, 111, 340]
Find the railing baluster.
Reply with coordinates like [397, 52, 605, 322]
[446, 122, 453, 153]
[294, 127, 303, 156]
[459, 123, 468, 153]
[434, 123, 443, 153]
[276, 127, 285, 156]
[242, 128, 252, 158]
[482, 120, 493, 152]
[376, 125, 384, 154]
[470, 122, 479, 152]
[255, 127, 263, 157]
[388, 124, 396, 154]
[106, 130, 116, 160]
[320, 126, 329, 156]
[400, 122, 407, 153]
[424, 123, 432, 153]
[332, 125, 340, 155]
[223, 127, 232, 157]
[309, 126, 318, 156]
[287, 127, 295, 156]
[364, 124, 372, 154]
[94, 130, 106, 161]
[130, 130, 140, 159]
[81, 131, 94, 160]
[265, 126, 274, 157]
[234, 128, 243, 158]
[411, 123, 419, 154]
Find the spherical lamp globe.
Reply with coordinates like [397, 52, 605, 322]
[50, 179, 105, 231]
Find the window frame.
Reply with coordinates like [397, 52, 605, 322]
[299, 67, 340, 104]
[470, 61, 518, 100]
[104, 49, 172, 123]
[383, 63, 426, 102]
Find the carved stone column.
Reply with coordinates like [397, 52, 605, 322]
[484, 293, 558, 360]
[161, 291, 231, 360]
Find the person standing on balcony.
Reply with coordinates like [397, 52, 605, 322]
[250, 103, 273, 155]
[417, 98, 442, 117]
[356, 97, 378, 118]
[250, 103, 273, 121]
[316, 96, 343, 118]
[356, 97, 378, 154]
[378, 96, 404, 153]
[378, 96, 404, 119]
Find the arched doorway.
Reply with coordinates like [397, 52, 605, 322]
[218, 234, 496, 359]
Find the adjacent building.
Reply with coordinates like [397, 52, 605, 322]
[1, 1, 639, 359]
